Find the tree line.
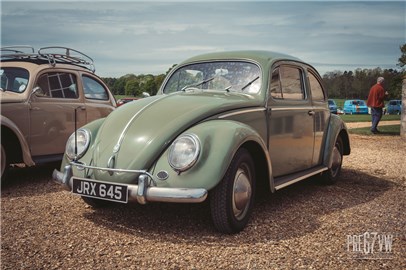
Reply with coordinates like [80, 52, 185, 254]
[102, 45, 405, 100]
[323, 68, 403, 100]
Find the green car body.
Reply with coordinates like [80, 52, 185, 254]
[53, 51, 350, 233]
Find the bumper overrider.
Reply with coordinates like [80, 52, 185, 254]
[52, 162, 208, 205]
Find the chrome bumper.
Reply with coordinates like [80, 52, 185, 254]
[52, 164, 207, 205]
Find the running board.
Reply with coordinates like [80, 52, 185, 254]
[274, 166, 328, 191]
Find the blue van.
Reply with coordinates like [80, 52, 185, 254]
[343, 99, 368, 114]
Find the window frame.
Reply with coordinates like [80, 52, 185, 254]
[269, 63, 307, 102]
[35, 71, 78, 99]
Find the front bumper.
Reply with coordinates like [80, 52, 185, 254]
[52, 163, 208, 205]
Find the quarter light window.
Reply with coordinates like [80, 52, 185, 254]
[83, 76, 108, 100]
[308, 72, 325, 101]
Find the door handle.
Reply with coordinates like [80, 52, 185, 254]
[308, 110, 315, 116]
[78, 106, 86, 110]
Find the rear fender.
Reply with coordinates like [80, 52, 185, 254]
[323, 114, 351, 168]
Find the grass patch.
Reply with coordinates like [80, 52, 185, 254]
[349, 125, 400, 136]
[339, 114, 400, 123]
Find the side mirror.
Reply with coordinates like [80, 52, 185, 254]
[142, 92, 150, 98]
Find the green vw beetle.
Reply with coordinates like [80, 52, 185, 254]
[53, 51, 350, 234]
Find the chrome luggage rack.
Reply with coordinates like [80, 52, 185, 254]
[1, 45, 95, 72]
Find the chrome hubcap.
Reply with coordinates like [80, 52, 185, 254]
[232, 165, 252, 220]
[330, 145, 342, 177]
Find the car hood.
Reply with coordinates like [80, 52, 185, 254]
[0, 91, 26, 103]
[91, 91, 261, 179]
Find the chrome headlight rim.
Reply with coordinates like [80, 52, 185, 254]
[66, 129, 91, 161]
[168, 133, 201, 173]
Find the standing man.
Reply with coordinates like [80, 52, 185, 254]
[366, 77, 388, 134]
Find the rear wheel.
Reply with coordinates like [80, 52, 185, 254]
[321, 136, 343, 184]
[210, 148, 255, 234]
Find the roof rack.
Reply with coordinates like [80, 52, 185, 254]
[1, 45, 96, 73]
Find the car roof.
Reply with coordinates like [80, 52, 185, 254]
[177, 50, 303, 67]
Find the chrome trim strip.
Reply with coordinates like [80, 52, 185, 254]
[69, 161, 155, 180]
[274, 167, 328, 190]
[218, 108, 266, 119]
[271, 106, 314, 111]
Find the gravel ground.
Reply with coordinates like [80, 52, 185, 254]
[1, 134, 405, 269]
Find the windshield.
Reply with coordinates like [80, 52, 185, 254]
[352, 100, 365, 106]
[0, 67, 30, 93]
[163, 61, 261, 94]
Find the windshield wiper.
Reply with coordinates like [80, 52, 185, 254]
[180, 76, 216, 91]
[241, 76, 259, 91]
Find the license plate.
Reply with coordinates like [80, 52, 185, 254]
[72, 178, 128, 203]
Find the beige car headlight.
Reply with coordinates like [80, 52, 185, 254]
[168, 134, 200, 173]
[66, 129, 91, 160]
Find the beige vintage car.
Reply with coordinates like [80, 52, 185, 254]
[0, 46, 116, 180]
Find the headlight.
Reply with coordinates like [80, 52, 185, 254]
[168, 134, 200, 172]
[66, 129, 91, 160]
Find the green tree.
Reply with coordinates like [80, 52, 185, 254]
[125, 79, 140, 96]
[398, 43, 406, 67]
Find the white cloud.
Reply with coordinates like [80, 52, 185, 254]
[1, 1, 404, 77]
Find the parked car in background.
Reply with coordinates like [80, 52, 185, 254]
[1, 46, 116, 180]
[328, 99, 338, 114]
[386, 100, 402, 115]
[117, 97, 139, 107]
[53, 50, 350, 234]
[343, 99, 368, 114]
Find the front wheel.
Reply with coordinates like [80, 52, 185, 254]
[1, 144, 9, 182]
[321, 136, 343, 185]
[210, 148, 255, 234]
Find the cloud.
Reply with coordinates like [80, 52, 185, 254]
[1, 1, 404, 77]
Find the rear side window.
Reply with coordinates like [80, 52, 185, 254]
[82, 76, 108, 100]
[270, 66, 305, 100]
[308, 72, 325, 101]
[35, 72, 78, 98]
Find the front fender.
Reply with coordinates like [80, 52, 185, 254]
[152, 119, 271, 191]
[60, 118, 106, 169]
[323, 114, 350, 168]
[0, 115, 34, 166]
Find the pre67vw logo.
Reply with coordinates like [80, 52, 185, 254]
[72, 178, 128, 203]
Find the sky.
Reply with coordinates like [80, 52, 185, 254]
[1, 1, 405, 77]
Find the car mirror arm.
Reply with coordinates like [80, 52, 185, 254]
[27, 86, 41, 103]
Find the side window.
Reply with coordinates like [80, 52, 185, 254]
[308, 72, 325, 101]
[82, 76, 108, 100]
[35, 72, 78, 99]
[270, 65, 305, 100]
[279, 66, 305, 100]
